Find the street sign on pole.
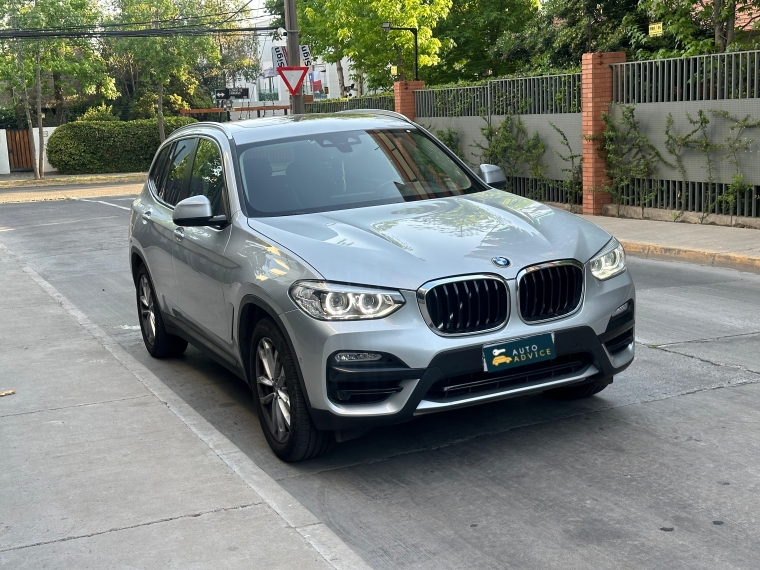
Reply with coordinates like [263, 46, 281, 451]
[300, 45, 313, 66]
[277, 66, 309, 97]
[215, 88, 230, 100]
[272, 46, 288, 67]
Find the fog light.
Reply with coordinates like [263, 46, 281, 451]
[334, 352, 383, 363]
[611, 301, 631, 317]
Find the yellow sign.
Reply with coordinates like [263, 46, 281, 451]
[649, 22, 663, 37]
[390, 65, 398, 76]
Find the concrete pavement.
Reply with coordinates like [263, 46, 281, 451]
[581, 215, 760, 273]
[0, 243, 368, 569]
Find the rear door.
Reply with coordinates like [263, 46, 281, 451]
[142, 138, 196, 313]
[172, 136, 234, 350]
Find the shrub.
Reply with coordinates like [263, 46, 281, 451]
[77, 103, 119, 122]
[47, 117, 196, 174]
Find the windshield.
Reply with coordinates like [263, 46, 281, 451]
[237, 128, 482, 216]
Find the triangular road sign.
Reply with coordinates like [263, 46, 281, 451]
[277, 66, 309, 97]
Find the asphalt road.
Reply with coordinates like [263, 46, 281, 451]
[2, 195, 760, 570]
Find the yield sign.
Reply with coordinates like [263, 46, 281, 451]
[277, 66, 309, 97]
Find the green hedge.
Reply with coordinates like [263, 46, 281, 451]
[47, 117, 197, 174]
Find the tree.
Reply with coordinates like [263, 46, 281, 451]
[267, 0, 452, 92]
[0, 0, 112, 178]
[109, 0, 222, 141]
[494, 0, 648, 72]
[424, 0, 535, 84]
[639, 0, 760, 57]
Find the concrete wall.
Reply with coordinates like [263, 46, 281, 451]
[420, 113, 582, 180]
[0, 130, 9, 175]
[610, 100, 760, 185]
[0, 127, 57, 174]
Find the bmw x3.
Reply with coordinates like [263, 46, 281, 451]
[129, 111, 635, 461]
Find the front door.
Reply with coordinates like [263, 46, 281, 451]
[140, 138, 196, 312]
[172, 137, 233, 350]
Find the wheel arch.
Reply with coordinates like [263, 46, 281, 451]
[237, 295, 315, 411]
[130, 247, 146, 285]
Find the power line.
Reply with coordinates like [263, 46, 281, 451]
[0, 26, 278, 40]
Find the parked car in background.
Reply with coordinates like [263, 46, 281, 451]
[129, 111, 635, 461]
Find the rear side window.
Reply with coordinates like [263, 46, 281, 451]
[149, 145, 171, 192]
[162, 138, 196, 206]
[187, 139, 226, 216]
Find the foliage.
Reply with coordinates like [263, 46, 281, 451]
[77, 103, 119, 122]
[434, 127, 464, 160]
[638, 0, 760, 57]
[494, 0, 648, 72]
[477, 114, 546, 197]
[47, 117, 195, 174]
[424, 0, 535, 84]
[267, 0, 452, 90]
[550, 122, 583, 204]
[594, 106, 666, 216]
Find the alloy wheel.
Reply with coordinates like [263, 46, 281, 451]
[255, 337, 291, 443]
[138, 275, 156, 345]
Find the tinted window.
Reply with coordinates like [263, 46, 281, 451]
[162, 139, 195, 206]
[149, 145, 171, 192]
[237, 128, 478, 216]
[187, 139, 226, 216]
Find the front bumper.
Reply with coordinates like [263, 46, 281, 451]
[309, 322, 634, 431]
[280, 269, 636, 432]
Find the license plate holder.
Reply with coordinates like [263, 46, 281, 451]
[483, 333, 556, 373]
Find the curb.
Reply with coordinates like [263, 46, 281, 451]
[620, 240, 760, 274]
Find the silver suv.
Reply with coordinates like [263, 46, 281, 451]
[129, 111, 635, 461]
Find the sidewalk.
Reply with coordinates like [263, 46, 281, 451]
[0, 171, 146, 188]
[581, 215, 760, 274]
[0, 244, 368, 569]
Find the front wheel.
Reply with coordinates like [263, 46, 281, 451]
[251, 319, 333, 461]
[544, 377, 612, 400]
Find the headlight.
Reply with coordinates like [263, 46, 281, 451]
[590, 238, 626, 281]
[289, 281, 405, 320]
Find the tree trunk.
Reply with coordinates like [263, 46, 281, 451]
[336, 58, 346, 97]
[157, 80, 166, 143]
[36, 50, 45, 179]
[53, 72, 64, 125]
[16, 39, 39, 179]
[726, 0, 736, 47]
[714, 0, 725, 51]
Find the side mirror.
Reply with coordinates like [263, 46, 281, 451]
[173, 195, 227, 227]
[478, 164, 507, 190]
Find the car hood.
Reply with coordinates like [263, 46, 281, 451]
[247, 190, 612, 290]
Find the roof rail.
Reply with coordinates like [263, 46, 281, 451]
[335, 109, 414, 124]
[168, 121, 232, 139]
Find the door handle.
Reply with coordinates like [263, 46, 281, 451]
[141, 209, 152, 222]
[173, 227, 185, 241]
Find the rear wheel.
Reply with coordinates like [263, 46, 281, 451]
[251, 319, 333, 461]
[544, 377, 612, 400]
[136, 265, 187, 358]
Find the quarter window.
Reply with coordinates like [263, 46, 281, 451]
[149, 145, 171, 193]
[187, 139, 226, 216]
[162, 139, 196, 206]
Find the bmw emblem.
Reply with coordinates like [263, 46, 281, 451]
[491, 256, 511, 268]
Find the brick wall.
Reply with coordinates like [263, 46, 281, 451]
[581, 51, 626, 215]
[394, 81, 426, 121]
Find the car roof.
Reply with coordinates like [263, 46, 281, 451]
[168, 111, 416, 146]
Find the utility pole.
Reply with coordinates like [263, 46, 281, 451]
[283, 0, 304, 114]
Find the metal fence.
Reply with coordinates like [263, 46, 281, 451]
[415, 73, 582, 118]
[612, 51, 760, 104]
[621, 178, 759, 217]
[511, 177, 583, 206]
[305, 94, 394, 114]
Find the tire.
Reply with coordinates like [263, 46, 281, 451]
[250, 319, 333, 462]
[135, 265, 188, 358]
[544, 377, 612, 400]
